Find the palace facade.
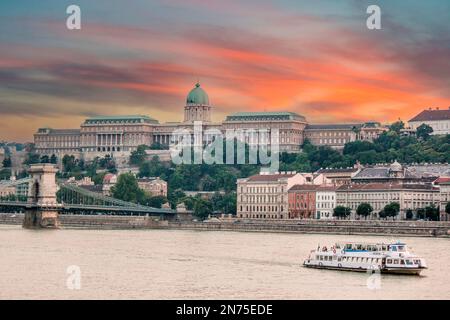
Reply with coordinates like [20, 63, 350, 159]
[34, 82, 387, 161]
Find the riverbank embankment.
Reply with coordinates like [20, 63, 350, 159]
[1, 213, 449, 237]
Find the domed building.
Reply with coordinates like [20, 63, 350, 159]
[184, 82, 212, 123]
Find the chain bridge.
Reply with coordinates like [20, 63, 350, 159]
[0, 164, 175, 228]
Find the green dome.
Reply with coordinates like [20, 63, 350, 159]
[186, 82, 209, 105]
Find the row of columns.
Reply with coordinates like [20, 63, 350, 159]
[96, 133, 123, 146]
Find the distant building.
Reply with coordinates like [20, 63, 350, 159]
[351, 161, 438, 184]
[0, 181, 15, 198]
[237, 171, 308, 219]
[102, 173, 118, 196]
[34, 128, 81, 156]
[434, 177, 450, 221]
[315, 185, 337, 219]
[288, 185, 317, 219]
[408, 107, 450, 135]
[137, 177, 168, 197]
[33, 82, 392, 162]
[315, 167, 360, 185]
[336, 183, 440, 219]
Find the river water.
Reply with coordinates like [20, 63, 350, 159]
[0, 225, 449, 299]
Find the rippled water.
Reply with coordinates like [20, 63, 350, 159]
[0, 225, 449, 299]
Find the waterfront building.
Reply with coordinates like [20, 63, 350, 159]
[314, 166, 361, 185]
[288, 185, 318, 219]
[315, 185, 337, 219]
[434, 177, 450, 221]
[33, 82, 389, 162]
[408, 107, 450, 135]
[351, 161, 438, 185]
[336, 183, 440, 219]
[237, 171, 307, 219]
[137, 177, 168, 197]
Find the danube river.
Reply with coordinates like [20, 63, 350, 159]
[0, 225, 449, 299]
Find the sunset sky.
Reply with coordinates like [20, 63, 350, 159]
[0, 0, 449, 142]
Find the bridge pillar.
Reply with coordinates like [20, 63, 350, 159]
[23, 164, 60, 229]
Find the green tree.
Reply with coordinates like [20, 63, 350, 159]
[40, 155, 50, 163]
[193, 198, 213, 220]
[144, 195, 168, 208]
[405, 209, 414, 220]
[149, 142, 169, 150]
[416, 208, 426, 220]
[110, 173, 145, 204]
[383, 202, 400, 219]
[50, 154, 57, 164]
[425, 205, 439, 221]
[130, 145, 148, 166]
[2, 157, 11, 168]
[62, 155, 76, 172]
[356, 203, 373, 219]
[333, 206, 351, 219]
[23, 153, 40, 165]
[416, 123, 433, 140]
[389, 120, 404, 133]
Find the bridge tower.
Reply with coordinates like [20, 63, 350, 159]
[23, 164, 60, 229]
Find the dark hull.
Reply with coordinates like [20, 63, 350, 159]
[303, 264, 425, 275]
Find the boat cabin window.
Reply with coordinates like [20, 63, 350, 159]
[345, 244, 352, 250]
[387, 259, 392, 264]
[400, 260, 405, 265]
[382, 245, 387, 251]
[393, 259, 399, 264]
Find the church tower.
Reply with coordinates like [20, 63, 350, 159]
[184, 82, 212, 123]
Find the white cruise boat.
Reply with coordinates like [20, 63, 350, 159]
[303, 242, 427, 275]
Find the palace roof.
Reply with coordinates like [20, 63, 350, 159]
[225, 111, 306, 122]
[84, 115, 159, 124]
[409, 108, 450, 122]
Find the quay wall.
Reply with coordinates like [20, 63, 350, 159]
[1, 213, 449, 237]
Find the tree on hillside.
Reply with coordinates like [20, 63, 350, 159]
[40, 155, 50, 163]
[50, 154, 57, 164]
[2, 157, 11, 168]
[62, 155, 77, 172]
[23, 152, 40, 165]
[356, 203, 373, 219]
[389, 120, 404, 133]
[149, 142, 169, 150]
[130, 145, 148, 166]
[110, 173, 145, 204]
[333, 206, 351, 219]
[416, 123, 433, 140]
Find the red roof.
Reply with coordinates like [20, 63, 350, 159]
[289, 185, 319, 192]
[434, 177, 450, 184]
[409, 109, 450, 122]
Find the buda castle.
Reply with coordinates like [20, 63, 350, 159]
[34, 82, 386, 162]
